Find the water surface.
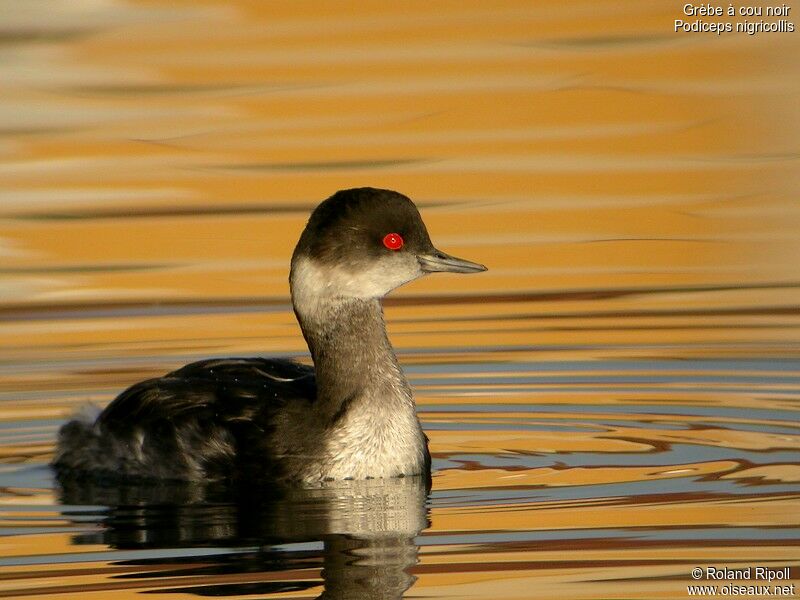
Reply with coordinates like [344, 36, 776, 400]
[0, 1, 798, 598]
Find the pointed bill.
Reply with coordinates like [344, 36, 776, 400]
[418, 250, 487, 274]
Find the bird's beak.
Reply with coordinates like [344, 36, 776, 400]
[418, 249, 487, 274]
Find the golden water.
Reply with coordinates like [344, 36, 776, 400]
[0, 1, 798, 598]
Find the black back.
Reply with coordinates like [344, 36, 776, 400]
[93, 358, 315, 480]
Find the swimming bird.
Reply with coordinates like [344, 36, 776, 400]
[52, 188, 486, 484]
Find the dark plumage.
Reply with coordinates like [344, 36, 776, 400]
[53, 188, 486, 484]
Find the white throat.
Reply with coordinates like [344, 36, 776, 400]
[290, 256, 422, 318]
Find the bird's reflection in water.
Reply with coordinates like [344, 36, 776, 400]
[58, 475, 430, 599]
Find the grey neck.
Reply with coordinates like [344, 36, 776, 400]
[293, 296, 412, 420]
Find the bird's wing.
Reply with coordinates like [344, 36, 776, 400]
[98, 358, 316, 428]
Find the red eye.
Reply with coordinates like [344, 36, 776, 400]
[382, 232, 404, 251]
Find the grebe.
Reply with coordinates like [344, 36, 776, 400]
[53, 188, 486, 484]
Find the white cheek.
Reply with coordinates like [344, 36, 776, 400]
[354, 258, 421, 297]
[291, 256, 422, 306]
